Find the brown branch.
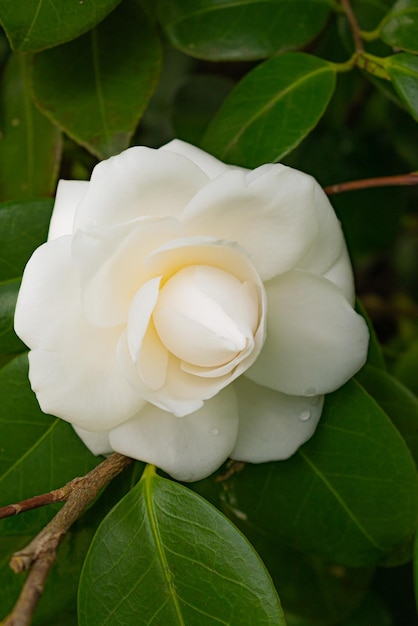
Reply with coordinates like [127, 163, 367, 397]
[0, 485, 75, 521]
[3, 453, 133, 626]
[324, 172, 418, 195]
[340, 0, 364, 53]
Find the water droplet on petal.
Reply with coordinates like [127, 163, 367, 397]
[211, 428, 220, 436]
[298, 410, 311, 421]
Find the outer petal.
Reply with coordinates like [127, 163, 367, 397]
[73, 426, 113, 456]
[161, 139, 238, 179]
[322, 243, 355, 305]
[48, 180, 88, 240]
[231, 377, 323, 462]
[182, 165, 319, 281]
[15, 238, 146, 431]
[15, 237, 78, 349]
[296, 184, 346, 278]
[109, 386, 239, 482]
[74, 146, 209, 230]
[246, 269, 369, 396]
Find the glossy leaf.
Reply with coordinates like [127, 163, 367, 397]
[0, 279, 25, 355]
[79, 466, 285, 626]
[32, 0, 162, 159]
[381, 0, 418, 53]
[0, 198, 53, 283]
[0, 0, 123, 52]
[220, 379, 418, 566]
[393, 339, 418, 396]
[0, 354, 99, 536]
[356, 300, 386, 370]
[0, 54, 61, 202]
[385, 53, 418, 121]
[201, 53, 336, 167]
[157, 0, 332, 61]
[356, 364, 418, 467]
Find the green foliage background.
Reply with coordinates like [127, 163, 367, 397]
[0, 0, 417, 624]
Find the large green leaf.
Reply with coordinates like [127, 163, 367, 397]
[0, 354, 99, 536]
[0, 54, 61, 202]
[356, 364, 418, 467]
[0, 279, 25, 355]
[393, 339, 418, 396]
[380, 0, 418, 53]
[78, 466, 286, 626]
[201, 53, 336, 167]
[31, 0, 162, 159]
[0, 0, 123, 52]
[220, 379, 418, 567]
[157, 0, 331, 61]
[0, 198, 52, 283]
[385, 53, 418, 121]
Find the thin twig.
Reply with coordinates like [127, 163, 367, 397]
[324, 172, 418, 195]
[3, 453, 133, 626]
[340, 0, 364, 53]
[0, 484, 76, 520]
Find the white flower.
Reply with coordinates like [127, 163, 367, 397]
[14, 140, 369, 481]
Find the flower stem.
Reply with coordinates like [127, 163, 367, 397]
[340, 0, 364, 53]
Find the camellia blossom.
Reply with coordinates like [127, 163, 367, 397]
[14, 140, 369, 481]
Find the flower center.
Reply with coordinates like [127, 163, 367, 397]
[153, 265, 254, 368]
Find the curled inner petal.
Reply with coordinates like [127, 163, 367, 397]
[153, 266, 254, 367]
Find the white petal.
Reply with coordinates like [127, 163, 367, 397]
[247, 270, 369, 396]
[296, 184, 346, 277]
[14, 237, 77, 349]
[126, 277, 169, 391]
[153, 266, 248, 367]
[322, 243, 355, 305]
[74, 146, 209, 230]
[27, 309, 146, 432]
[182, 165, 319, 281]
[109, 386, 239, 481]
[161, 139, 237, 179]
[48, 180, 88, 240]
[15, 239, 147, 430]
[73, 426, 113, 456]
[72, 217, 184, 327]
[231, 377, 323, 462]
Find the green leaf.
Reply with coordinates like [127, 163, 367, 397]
[31, 0, 162, 159]
[0, 279, 26, 355]
[385, 53, 418, 121]
[380, 0, 418, 53]
[0, 198, 52, 283]
[0, 354, 99, 536]
[356, 299, 386, 370]
[220, 379, 418, 567]
[0, 0, 123, 52]
[78, 466, 286, 626]
[201, 53, 336, 168]
[393, 339, 418, 395]
[0, 53, 61, 202]
[157, 0, 331, 61]
[356, 364, 418, 468]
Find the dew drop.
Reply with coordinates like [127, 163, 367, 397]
[211, 428, 220, 436]
[298, 410, 311, 421]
